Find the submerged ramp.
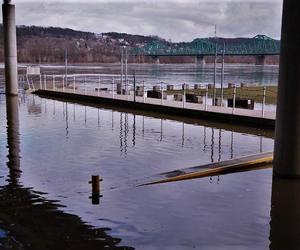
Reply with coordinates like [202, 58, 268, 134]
[140, 152, 273, 186]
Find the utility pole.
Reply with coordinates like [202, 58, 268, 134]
[2, 0, 18, 95]
[213, 24, 217, 105]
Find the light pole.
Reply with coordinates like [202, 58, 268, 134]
[213, 24, 218, 106]
[220, 43, 225, 106]
[64, 48, 68, 87]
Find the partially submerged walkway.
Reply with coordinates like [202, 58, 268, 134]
[140, 152, 273, 186]
[34, 88, 276, 128]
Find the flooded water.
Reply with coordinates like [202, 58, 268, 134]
[2, 64, 297, 249]
[0, 63, 279, 93]
[0, 90, 282, 249]
[37, 63, 279, 87]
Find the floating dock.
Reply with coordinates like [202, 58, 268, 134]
[35, 88, 276, 129]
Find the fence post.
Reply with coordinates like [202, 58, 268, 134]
[182, 84, 186, 108]
[62, 76, 65, 92]
[205, 85, 208, 111]
[52, 75, 55, 90]
[133, 71, 136, 102]
[262, 86, 266, 118]
[39, 74, 42, 89]
[127, 80, 129, 101]
[73, 76, 76, 93]
[44, 75, 47, 90]
[143, 80, 145, 103]
[98, 75, 100, 97]
[161, 82, 163, 105]
[232, 86, 236, 114]
[112, 77, 115, 99]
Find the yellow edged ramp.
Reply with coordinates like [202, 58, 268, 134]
[140, 152, 273, 186]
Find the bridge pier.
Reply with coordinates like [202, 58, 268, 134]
[195, 55, 205, 66]
[274, 0, 300, 177]
[255, 55, 266, 65]
[152, 56, 160, 64]
[2, 0, 18, 96]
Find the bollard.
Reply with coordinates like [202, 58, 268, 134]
[232, 86, 236, 114]
[89, 175, 103, 205]
[262, 86, 266, 118]
[205, 85, 208, 111]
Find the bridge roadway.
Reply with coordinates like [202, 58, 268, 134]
[144, 52, 280, 57]
[34, 88, 276, 129]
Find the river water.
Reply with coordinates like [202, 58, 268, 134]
[1, 64, 293, 249]
[0, 63, 279, 92]
[36, 63, 279, 87]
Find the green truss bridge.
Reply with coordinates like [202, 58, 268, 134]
[130, 35, 280, 64]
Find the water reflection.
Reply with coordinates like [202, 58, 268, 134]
[27, 95, 41, 115]
[132, 114, 136, 146]
[3, 95, 133, 249]
[253, 65, 265, 84]
[6, 96, 21, 183]
[65, 102, 69, 137]
[1, 95, 277, 249]
[269, 177, 300, 249]
[56, 101, 270, 159]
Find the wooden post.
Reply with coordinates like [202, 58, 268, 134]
[205, 85, 208, 111]
[73, 76, 76, 93]
[44, 75, 47, 90]
[89, 175, 103, 205]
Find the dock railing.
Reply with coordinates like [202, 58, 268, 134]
[28, 74, 276, 119]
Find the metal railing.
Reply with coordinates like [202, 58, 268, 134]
[27, 73, 275, 118]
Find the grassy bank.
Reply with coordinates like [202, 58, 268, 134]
[167, 86, 277, 105]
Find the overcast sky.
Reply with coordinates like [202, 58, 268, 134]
[8, 0, 283, 42]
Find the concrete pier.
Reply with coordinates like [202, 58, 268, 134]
[195, 55, 205, 66]
[274, 0, 300, 177]
[2, 0, 18, 95]
[152, 56, 160, 64]
[255, 55, 266, 65]
[270, 178, 300, 248]
[6, 96, 21, 180]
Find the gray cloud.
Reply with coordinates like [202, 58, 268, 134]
[6, 0, 283, 41]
